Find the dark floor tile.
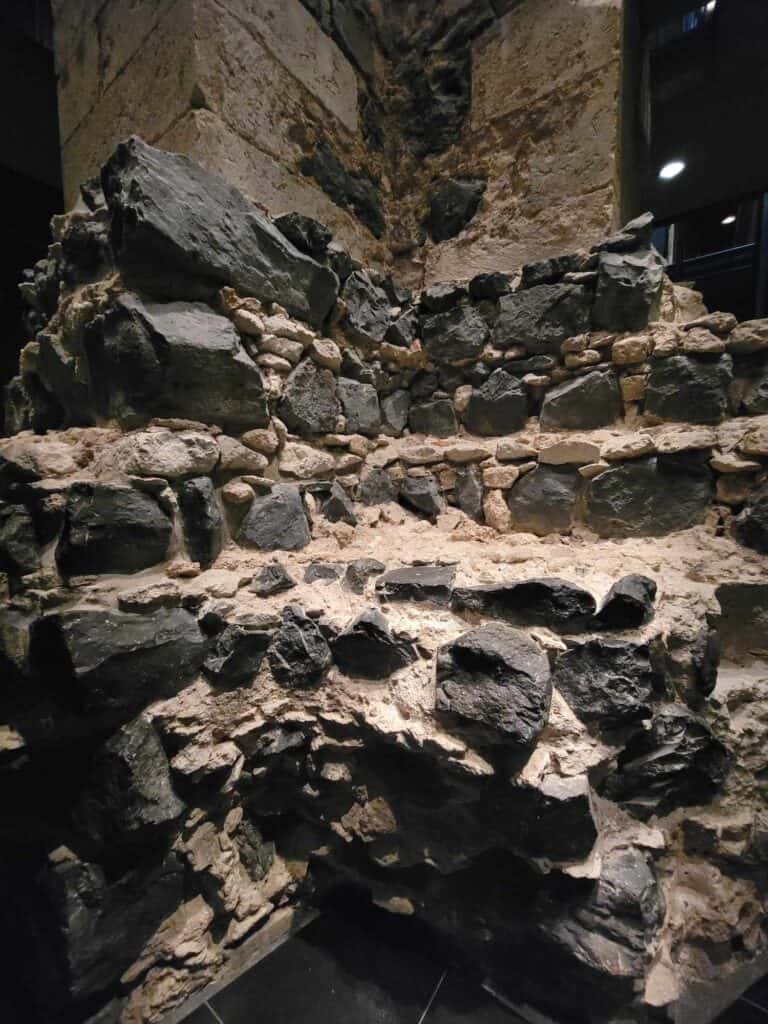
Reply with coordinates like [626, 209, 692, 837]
[744, 977, 768, 1010]
[180, 1004, 218, 1024]
[424, 971, 527, 1024]
[210, 908, 445, 1024]
[714, 997, 768, 1023]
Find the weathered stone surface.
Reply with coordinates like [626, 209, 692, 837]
[600, 707, 730, 819]
[375, 565, 456, 606]
[507, 465, 581, 536]
[726, 318, 768, 354]
[743, 369, 768, 415]
[102, 137, 338, 327]
[304, 562, 344, 584]
[493, 284, 591, 354]
[272, 212, 331, 261]
[177, 476, 223, 568]
[250, 562, 297, 597]
[267, 605, 332, 687]
[380, 390, 411, 435]
[0, 504, 40, 576]
[278, 358, 340, 435]
[337, 377, 381, 435]
[594, 575, 657, 630]
[331, 608, 416, 678]
[398, 476, 444, 520]
[426, 178, 486, 242]
[74, 718, 185, 846]
[237, 485, 310, 551]
[408, 398, 458, 437]
[469, 272, 512, 301]
[204, 623, 272, 685]
[92, 429, 219, 479]
[715, 582, 768, 661]
[56, 483, 172, 576]
[540, 370, 621, 430]
[462, 369, 527, 436]
[300, 140, 384, 237]
[216, 436, 269, 474]
[320, 481, 357, 526]
[339, 271, 391, 345]
[421, 304, 489, 363]
[343, 558, 385, 594]
[553, 640, 657, 728]
[452, 578, 597, 633]
[645, 355, 733, 424]
[592, 250, 665, 332]
[32, 608, 206, 718]
[733, 483, 768, 553]
[436, 624, 551, 746]
[420, 283, 467, 314]
[455, 464, 484, 521]
[585, 456, 713, 538]
[358, 468, 398, 505]
[279, 442, 335, 479]
[520, 253, 585, 288]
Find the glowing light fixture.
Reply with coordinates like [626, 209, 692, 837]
[705, 0, 717, 11]
[721, 214, 736, 225]
[659, 160, 686, 181]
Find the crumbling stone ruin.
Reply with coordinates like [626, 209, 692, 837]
[3, 137, 768, 1024]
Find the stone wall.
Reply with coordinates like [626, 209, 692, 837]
[3, 140, 768, 1024]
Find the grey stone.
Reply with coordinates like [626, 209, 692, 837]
[0, 503, 40, 576]
[733, 483, 768, 554]
[420, 282, 467, 313]
[381, 389, 411, 435]
[343, 558, 385, 594]
[645, 355, 733, 424]
[421, 303, 489, 362]
[279, 358, 340, 435]
[436, 623, 551, 746]
[408, 398, 458, 437]
[715, 582, 768, 661]
[237, 484, 310, 551]
[375, 564, 456, 606]
[469, 272, 512, 300]
[272, 212, 331, 261]
[250, 562, 297, 596]
[300, 140, 384, 237]
[268, 604, 332, 687]
[552, 640, 657, 728]
[398, 475, 444, 519]
[102, 137, 338, 327]
[594, 575, 657, 630]
[177, 476, 223, 569]
[507, 465, 581, 535]
[540, 370, 621, 430]
[337, 377, 381, 435]
[358, 468, 398, 505]
[321, 481, 357, 526]
[591, 212, 655, 254]
[455, 464, 484, 521]
[592, 249, 665, 332]
[385, 307, 418, 347]
[462, 369, 527, 435]
[339, 271, 391, 345]
[304, 562, 344, 583]
[493, 284, 592, 353]
[451, 578, 597, 633]
[743, 369, 768, 415]
[426, 178, 486, 242]
[204, 623, 272, 684]
[331, 608, 416, 678]
[520, 253, 585, 288]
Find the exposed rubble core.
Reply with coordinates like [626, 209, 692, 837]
[2, 140, 768, 1024]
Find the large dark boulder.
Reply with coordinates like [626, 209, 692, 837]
[552, 640, 657, 728]
[278, 358, 340, 435]
[31, 607, 206, 718]
[272, 212, 331, 261]
[493, 284, 592, 353]
[599, 707, 730, 819]
[101, 137, 338, 327]
[592, 249, 665, 332]
[177, 476, 223, 568]
[507, 466, 581, 535]
[732, 482, 768, 554]
[462, 369, 527, 435]
[85, 294, 269, 430]
[56, 483, 172, 576]
[452, 578, 597, 633]
[0, 503, 40, 575]
[426, 178, 486, 242]
[436, 623, 552, 746]
[331, 608, 416, 678]
[540, 370, 621, 430]
[74, 718, 185, 846]
[375, 565, 456, 606]
[594, 575, 657, 630]
[268, 605, 332, 687]
[237, 485, 311, 551]
[645, 355, 733, 424]
[337, 377, 381, 435]
[421, 303, 489, 362]
[585, 456, 712, 538]
[339, 271, 391, 345]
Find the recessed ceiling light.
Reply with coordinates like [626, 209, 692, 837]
[659, 160, 686, 181]
[705, 0, 717, 12]
[721, 214, 736, 225]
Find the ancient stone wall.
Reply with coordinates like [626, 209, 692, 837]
[3, 140, 768, 1024]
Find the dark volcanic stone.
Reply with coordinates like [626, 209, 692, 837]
[279, 358, 340, 435]
[540, 370, 621, 430]
[398, 476, 444, 520]
[455, 464, 484, 521]
[520, 253, 585, 289]
[585, 457, 713, 538]
[3, 373, 62, 435]
[331, 608, 416, 679]
[451, 578, 597, 633]
[268, 605, 332, 687]
[177, 476, 222, 568]
[552, 640, 657, 728]
[344, 558, 385, 594]
[462, 369, 527, 436]
[237, 484, 310, 551]
[204, 623, 272, 684]
[600, 707, 730, 819]
[250, 562, 297, 597]
[337, 377, 381, 435]
[32, 607, 206, 718]
[426, 178, 486, 242]
[101, 136, 338, 327]
[0, 503, 40, 575]
[733, 482, 768, 553]
[743, 369, 768, 415]
[507, 465, 581, 535]
[321, 481, 357, 526]
[592, 249, 665, 332]
[380, 390, 411, 435]
[325, 239, 355, 282]
[408, 398, 458, 437]
[493, 284, 592, 354]
[421, 303, 490, 362]
[357, 468, 398, 505]
[469, 272, 512, 301]
[304, 562, 344, 583]
[340, 271, 391, 346]
[592, 212, 655, 254]
[299, 140, 384, 237]
[56, 483, 172, 576]
[715, 582, 768, 661]
[645, 355, 733, 424]
[273, 212, 332, 261]
[420, 282, 467, 313]
[375, 565, 456, 606]
[385, 308, 418, 347]
[489, 775, 597, 863]
[436, 623, 552, 746]
[74, 718, 184, 846]
[594, 575, 657, 630]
